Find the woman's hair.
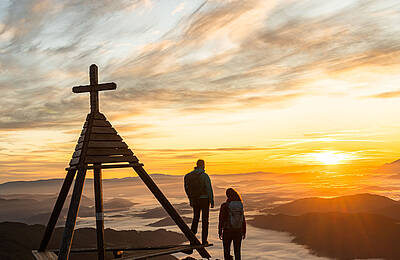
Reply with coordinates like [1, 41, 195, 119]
[226, 188, 242, 202]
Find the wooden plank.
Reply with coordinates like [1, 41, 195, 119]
[65, 163, 143, 171]
[70, 157, 80, 166]
[119, 245, 209, 260]
[93, 120, 111, 127]
[72, 149, 82, 158]
[88, 141, 127, 148]
[75, 142, 83, 150]
[91, 127, 116, 134]
[86, 162, 143, 169]
[51, 244, 210, 253]
[90, 133, 122, 141]
[94, 113, 106, 120]
[94, 165, 105, 260]
[78, 136, 85, 143]
[85, 155, 138, 164]
[58, 169, 87, 260]
[131, 166, 211, 259]
[72, 82, 117, 93]
[32, 250, 57, 260]
[39, 169, 77, 252]
[86, 148, 133, 156]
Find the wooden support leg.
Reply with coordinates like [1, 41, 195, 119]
[131, 165, 211, 259]
[57, 168, 87, 260]
[94, 164, 105, 260]
[39, 168, 77, 252]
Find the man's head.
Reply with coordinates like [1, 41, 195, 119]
[196, 159, 205, 169]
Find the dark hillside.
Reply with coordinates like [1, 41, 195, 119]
[250, 212, 400, 260]
[0, 222, 183, 260]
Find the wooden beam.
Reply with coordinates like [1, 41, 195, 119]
[72, 83, 117, 93]
[94, 113, 106, 120]
[39, 169, 77, 252]
[88, 141, 127, 148]
[69, 157, 79, 166]
[90, 65, 99, 113]
[75, 142, 83, 150]
[57, 168, 87, 260]
[32, 250, 57, 260]
[93, 164, 105, 260]
[72, 150, 82, 158]
[91, 127, 116, 134]
[131, 165, 211, 259]
[50, 244, 211, 253]
[118, 244, 211, 260]
[86, 148, 133, 156]
[92, 120, 112, 127]
[85, 155, 138, 164]
[65, 162, 143, 171]
[90, 134, 122, 141]
[86, 162, 143, 169]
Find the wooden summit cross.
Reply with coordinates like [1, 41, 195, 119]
[35, 64, 211, 260]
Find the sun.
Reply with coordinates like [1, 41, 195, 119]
[305, 150, 354, 165]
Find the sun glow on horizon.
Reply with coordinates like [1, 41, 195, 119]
[297, 150, 357, 165]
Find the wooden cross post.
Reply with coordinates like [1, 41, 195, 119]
[72, 64, 116, 113]
[42, 64, 211, 260]
[62, 64, 116, 260]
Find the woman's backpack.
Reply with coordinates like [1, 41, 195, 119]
[227, 201, 244, 229]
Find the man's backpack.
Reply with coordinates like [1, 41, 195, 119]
[185, 171, 203, 199]
[227, 201, 244, 229]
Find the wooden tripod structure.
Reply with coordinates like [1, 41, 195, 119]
[35, 64, 211, 260]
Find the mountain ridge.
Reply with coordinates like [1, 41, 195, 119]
[249, 212, 400, 260]
[267, 193, 400, 218]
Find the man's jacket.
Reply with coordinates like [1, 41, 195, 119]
[184, 167, 214, 206]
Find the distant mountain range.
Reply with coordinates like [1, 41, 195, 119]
[251, 193, 400, 260]
[250, 212, 400, 260]
[0, 194, 135, 225]
[376, 158, 400, 175]
[267, 193, 400, 220]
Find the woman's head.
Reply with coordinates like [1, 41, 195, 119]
[226, 188, 242, 202]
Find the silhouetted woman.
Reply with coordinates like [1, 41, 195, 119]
[218, 188, 246, 260]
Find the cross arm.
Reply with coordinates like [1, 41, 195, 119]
[72, 83, 117, 93]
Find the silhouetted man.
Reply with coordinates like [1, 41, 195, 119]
[184, 159, 214, 245]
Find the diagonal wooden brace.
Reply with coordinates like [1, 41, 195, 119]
[57, 168, 87, 260]
[131, 165, 211, 259]
[39, 168, 77, 252]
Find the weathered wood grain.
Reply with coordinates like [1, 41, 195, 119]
[72, 83, 116, 93]
[94, 113, 106, 120]
[91, 127, 116, 134]
[32, 250, 57, 260]
[85, 155, 138, 164]
[88, 141, 127, 148]
[90, 133, 122, 141]
[86, 148, 133, 156]
[92, 120, 111, 127]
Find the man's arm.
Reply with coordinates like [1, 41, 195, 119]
[242, 213, 246, 239]
[184, 174, 189, 196]
[204, 174, 214, 207]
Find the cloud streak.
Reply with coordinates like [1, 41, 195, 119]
[1, 0, 400, 129]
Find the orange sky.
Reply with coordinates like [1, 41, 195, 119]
[1, 0, 400, 196]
